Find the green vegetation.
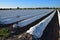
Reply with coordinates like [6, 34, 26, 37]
[58, 8, 60, 12]
[0, 28, 10, 37]
[0, 28, 10, 40]
[55, 8, 60, 12]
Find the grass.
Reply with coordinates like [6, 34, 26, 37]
[0, 28, 10, 40]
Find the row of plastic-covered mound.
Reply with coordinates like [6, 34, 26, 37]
[0, 10, 56, 38]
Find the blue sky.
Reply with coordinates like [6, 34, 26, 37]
[0, 0, 60, 8]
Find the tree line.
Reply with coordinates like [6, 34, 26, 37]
[0, 7, 60, 10]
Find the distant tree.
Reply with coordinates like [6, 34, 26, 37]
[17, 7, 20, 9]
[10, 8, 12, 10]
[0, 8, 2, 10]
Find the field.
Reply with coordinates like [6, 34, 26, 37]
[0, 9, 59, 40]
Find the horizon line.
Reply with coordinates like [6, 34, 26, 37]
[0, 6, 60, 8]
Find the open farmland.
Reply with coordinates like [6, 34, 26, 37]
[0, 9, 59, 40]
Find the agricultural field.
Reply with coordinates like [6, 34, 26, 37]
[0, 9, 59, 40]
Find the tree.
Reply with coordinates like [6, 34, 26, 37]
[17, 7, 20, 9]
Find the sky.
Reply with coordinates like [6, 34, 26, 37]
[0, 0, 60, 8]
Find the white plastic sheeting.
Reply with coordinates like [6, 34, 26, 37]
[0, 10, 53, 17]
[0, 10, 45, 20]
[0, 10, 53, 24]
[57, 10, 60, 26]
[0, 16, 19, 20]
[26, 11, 56, 38]
[17, 10, 53, 27]
[0, 10, 52, 19]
